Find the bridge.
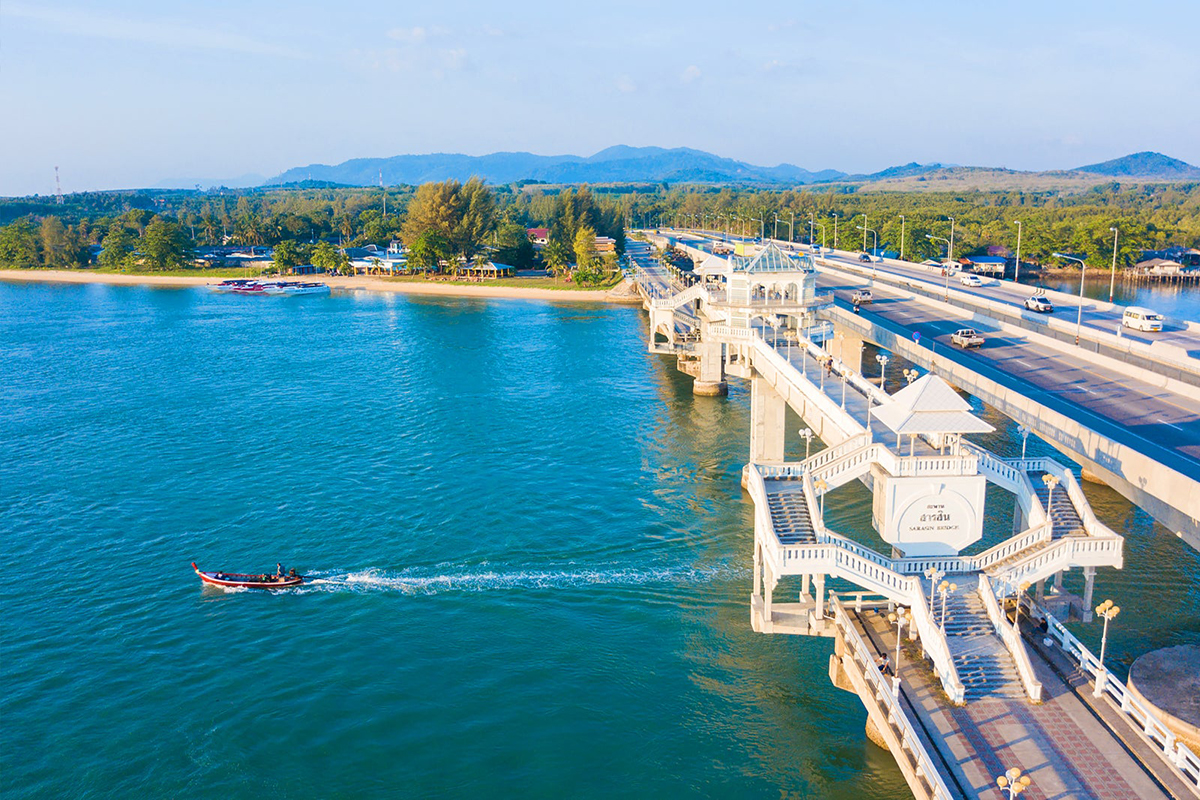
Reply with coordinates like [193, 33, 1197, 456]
[628, 235, 1200, 799]
[644, 230, 1200, 551]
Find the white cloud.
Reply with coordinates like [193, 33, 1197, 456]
[386, 25, 450, 44]
[681, 65, 701, 83]
[1, 1, 300, 58]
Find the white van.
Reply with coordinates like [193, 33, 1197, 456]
[1122, 307, 1164, 332]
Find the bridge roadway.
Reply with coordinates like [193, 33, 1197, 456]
[667, 228, 1200, 368]
[647, 229, 1200, 549]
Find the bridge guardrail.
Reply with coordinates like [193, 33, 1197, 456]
[1041, 607, 1200, 789]
[828, 594, 957, 800]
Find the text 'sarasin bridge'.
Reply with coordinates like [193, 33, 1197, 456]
[629, 233, 1200, 800]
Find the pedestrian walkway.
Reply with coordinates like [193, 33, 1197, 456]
[855, 606, 1180, 799]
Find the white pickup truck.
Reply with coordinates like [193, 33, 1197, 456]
[951, 328, 985, 348]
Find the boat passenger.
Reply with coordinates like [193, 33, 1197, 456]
[288, 569, 298, 579]
[276, 563, 285, 578]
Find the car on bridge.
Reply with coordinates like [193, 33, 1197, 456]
[960, 274, 984, 287]
[1123, 307, 1164, 332]
[858, 253, 872, 263]
[1025, 294, 1054, 313]
[951, 328, 985, 348]
[851, 289, 873, 304]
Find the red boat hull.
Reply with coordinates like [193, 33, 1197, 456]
[192, 562, 304, 589]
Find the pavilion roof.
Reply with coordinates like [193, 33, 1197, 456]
[730, 242, 813, 274]
[873, 374, 995, 435]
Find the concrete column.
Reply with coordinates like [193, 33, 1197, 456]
[753, 541, 763, 600]
[763, 561, 774, 625]
[1013, 499, 1029, 535]
[693, 322, 727, 396]
[801, 573, 810, 600]
[1035, 579, 1046, 603]
[832, 325, 864, 374]
[815, 573, 826, 620]
[1053, 570, 1065, 593]
[750, 375, 787, 463]
[1082, 567, 1096, 622]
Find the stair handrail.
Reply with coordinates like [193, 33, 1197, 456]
[977, 574, 1043, 702]
[801, 469, 826, 537]
[745, 465, 781, 562]
[973, 521, 1053, 573]
[803, 432, 872, 474]
[1041, 606, 1200, 789]
[827, 594, 957, 800]
[907, 581, 968, 705]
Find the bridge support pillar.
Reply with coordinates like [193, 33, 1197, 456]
[1053, 570, 1065, 594]
[814, 574, 826, 620]
[1035, 579, 1046, 603]
[831, 324, 864, 375]
[750, 375, 786, 463]
[693, 322, 727, 396]
[1081, 567, 1096, 622]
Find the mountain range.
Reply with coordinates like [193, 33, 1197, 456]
[217, 147, 1199, 190]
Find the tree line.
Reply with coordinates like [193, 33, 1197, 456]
[628, 182, 1200, 268]
[5, 179, 1199, 275]
[0, 180, 627, 283]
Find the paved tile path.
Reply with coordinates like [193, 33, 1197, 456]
[856, 607, 1179, 799]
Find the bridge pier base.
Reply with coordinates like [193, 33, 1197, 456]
[830, 324, 864, 374]
[750, 375, 786, 463]
[1082, 566, 1096, 622]
[693, 326, 727, 396]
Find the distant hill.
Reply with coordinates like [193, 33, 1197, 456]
[265, 146, 846, 187]
[1074, 151, 1200, 180]
[249, 147, 1200, 193]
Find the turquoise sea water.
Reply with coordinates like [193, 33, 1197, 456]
[1, 282, 1197, 799]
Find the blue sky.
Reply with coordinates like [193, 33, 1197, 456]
[1, 0, 1197, 195]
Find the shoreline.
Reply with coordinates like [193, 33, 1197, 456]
[0, 270, 644, 305]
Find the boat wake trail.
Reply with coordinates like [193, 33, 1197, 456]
[295, 564, 745, 595]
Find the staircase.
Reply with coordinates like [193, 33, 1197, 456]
[764, 487, 817, 545]
[1029, 471, 1086, 539]
[937, 583, 1025, 701]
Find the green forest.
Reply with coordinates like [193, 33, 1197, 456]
[0, 180, 627, 284]
[2, 180, 1199, 278]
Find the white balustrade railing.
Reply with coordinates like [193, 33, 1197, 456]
[1042, 607, 1200, 789]
[989, 534, 1124, 595]
[804, 433, 872, 474]
[827, 594, 957, 800]
[977, 574, 1043, 702]
[907, 581, 968, 705]
[973, 523, 1053, 573]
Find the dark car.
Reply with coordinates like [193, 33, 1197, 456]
[858, 253, 871, 263]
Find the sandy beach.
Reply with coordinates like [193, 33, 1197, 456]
[0, 270, 644, 305]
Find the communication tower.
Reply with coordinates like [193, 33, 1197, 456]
[55, 166, 64, 204]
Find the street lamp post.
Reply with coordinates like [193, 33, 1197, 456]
[996, 767, 1032, 799]
[887, 607, 909, 696]
[861, 214, 869, 253]
[1108, 227, 1119, 303]
[840, 365, 848, 408]
[1042, 473, 1060, 529]
[938, 580, 958, 631]
[816, 223, 827, 252]
[927, 234, 951, 300]
[799, 427, 814, 460]
[924, 568, 945, 615]
[1095, 599, 1121, 691]
[876, 353, 890, 393]
[1012, 581, 1031, 629]
[903, 368, 919, 386]
[858, 226, 879, 274]
[832, 214, 839, 250]
[815, 478, 828, 517]
[790, 211, 795, 243]
[899, 215, 906, 262]
[948, 216, 955, 263]
[1018, 424, 1031, 460]
[1013, 220, 1023, 284]
[1052, 252, 1088, 345]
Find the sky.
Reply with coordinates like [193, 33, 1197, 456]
[1, 0, 1198, 196]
